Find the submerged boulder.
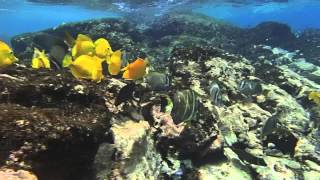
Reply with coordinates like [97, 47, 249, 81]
[94, 120, 162, 180]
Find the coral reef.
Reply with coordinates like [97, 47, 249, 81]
[1, 12, 320, 179]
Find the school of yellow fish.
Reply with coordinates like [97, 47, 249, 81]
[0, 34, 148, 82]
[1, 35, 320, 109]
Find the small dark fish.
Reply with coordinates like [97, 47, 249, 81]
[33, 32, 69, 68]
[238, 79, 262, 97]
[115, 83, 136, 106]
[209, 82, 222, 106]
[261, 115, 279, 138]
[121, 50, 128, 68]
[64, 31, 75, 48]
[50, 45, 66, 64]
[145, 72, 170, 91]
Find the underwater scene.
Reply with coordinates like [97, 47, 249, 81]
[1, 0, 320, 179]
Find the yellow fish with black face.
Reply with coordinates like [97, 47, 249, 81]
[71, 34, 95, 58]
[69, 55, 104, 83]
[31, 48, 51, 69]
[0, 40, 18, 68]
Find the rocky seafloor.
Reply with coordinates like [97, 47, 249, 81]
[1, 13, 320, 180]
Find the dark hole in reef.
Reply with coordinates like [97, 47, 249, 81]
[10, 82, 105, 108]
[279, 84, 299, 97]
[141, 102, 156, 126]
[156, 136, 177, 159]
[13, 86, 43, 107]
[192, 148, 227, 167]
[232, 142, 267, 166]
[30, 134, 100, 180]
[259, 99, 279, 113]
[263, 133, 298, 156]
[67, 93, 105, 107]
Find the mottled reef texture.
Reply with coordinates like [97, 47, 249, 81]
[1, 12, 320, 180]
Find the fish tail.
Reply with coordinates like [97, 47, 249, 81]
[122, 70, 131, 80]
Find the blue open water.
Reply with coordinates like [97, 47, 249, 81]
[0, 0, 320, 43]
[0, 0, 119, 43]
[194, 0, 320, 31]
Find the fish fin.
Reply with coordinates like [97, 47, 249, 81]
[108, 50, 122, 75]
[121, 66, 128, 71]
[122, 70, 131, 80]
[71, 44, 77, 57]
[77, 34, 93, 42]
[33, 48, 41, 58]
[69, 67, 80, 79]
[36, 49, 50, 69]
[50, 45, 66, 62]
[0, 41, 11, 51]
[144, 57, 149, 66]
[44, 57, 51, 69]
[64, 31, 75, 47]
[121, 63, 130, 71]
[31, 58, 40, 69]
[108, 63, 120, 76]
[106, 55, 112, 64]
[69, 64, 87, 79]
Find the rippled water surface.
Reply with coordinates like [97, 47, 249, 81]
[1, 0, 320, 42]
[194, 0, 320, 31]
[0, 0, 119, 43]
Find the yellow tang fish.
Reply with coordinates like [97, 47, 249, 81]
[94, 38, 113, 59]
[69, 55, 104, 83]
[108, 50, 122, 76]
[0, 40, 18, 68]
[62, 54, 73, 68]
[122, 58, 148, 80]
[71, 34, 95, 58]
[309, 91, 320, 106]
[31, 48, 51, 69]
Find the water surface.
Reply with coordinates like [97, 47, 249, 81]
[193, 0, 320, 31]
[0, 0, 119, 43]
[1, 0, 320, 44]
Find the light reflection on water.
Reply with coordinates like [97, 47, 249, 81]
[1, 0, 320, 44]
[0, 0, 119, 43]
[193, 0, 320, 31]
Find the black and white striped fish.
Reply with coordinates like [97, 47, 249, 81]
[209, 82, 222, 106]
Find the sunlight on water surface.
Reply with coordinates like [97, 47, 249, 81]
[193, 0, 320, 31]
[0, 0, 119, 43]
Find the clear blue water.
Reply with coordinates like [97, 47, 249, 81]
[0, 0, 119, 44]
[1, 0, 320, 44]
[193, 0, 320, 31]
